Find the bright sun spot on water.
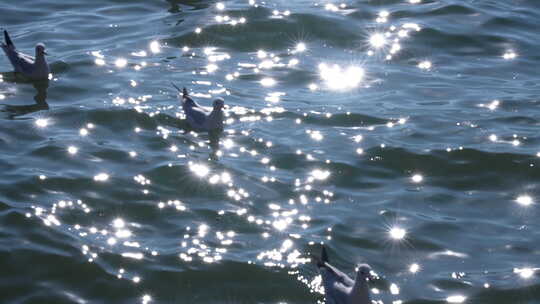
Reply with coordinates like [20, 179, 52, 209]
[503, 51, 517, 60]
[311, 169, 330, 180]
[35, 118, 49, 128]
[514, 267, 535, 279]
[409, 263, 420, 273]
[68, 146, 78, 155]
[115, 58, 127, 68]
[296, 42, 306, 52]
[142, 294, 152, 304]
[418, 60, 432, 70]
[515, 195, 533, 206]
[113, 218, 125, 228]
[260, 77, 276, 87]
[369, 33, 387, 48]
[411, 174, 423, 183]
[257, 50, 267, 59]
[94, 173, 109, 182]
[389, 227, 406, 240]
[487, 100, 500, 110]
[389, 283, 399, 295]
[319, 63, 364, 90]
[206, 64, 218, 73]
[190, 163, 210, 177]
[446, 295, 466, 303]
[149, 41, 160, 53]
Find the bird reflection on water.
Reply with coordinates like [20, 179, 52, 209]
[1, 80, 49, 119]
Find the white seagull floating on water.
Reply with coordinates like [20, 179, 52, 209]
[316, 245, 374, 304]
[173, 83, 224, 132]
[1, 30, 49, 80]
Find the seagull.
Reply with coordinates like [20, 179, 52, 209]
[316, 245, 374, 304]
[1, 30, 50, 80]
[172, 83, 224, 132]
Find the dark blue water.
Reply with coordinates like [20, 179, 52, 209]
[1, 0, 540, 303]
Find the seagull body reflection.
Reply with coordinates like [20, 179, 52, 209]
[1, 80, 49, 119]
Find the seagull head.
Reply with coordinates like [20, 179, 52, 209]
[35, 43, 47, 56]
[213, 98, 224, 110]
[355, 264, 375, 281]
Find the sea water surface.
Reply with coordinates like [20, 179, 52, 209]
[1, 0, 540, 303]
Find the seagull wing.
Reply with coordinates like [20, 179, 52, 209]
[322, 262, 356, 287]
[2, 30, 35, 74]
[3, 48, 35, 74]
[185, 105, 208, 125]
[320, 267, 353, 304]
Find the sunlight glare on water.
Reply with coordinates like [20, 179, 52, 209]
[514, 267, 535, 279]
[369, 33, 387, 48]
[318, 63, 364, 90]
[515, 195, 533, 206]
[389, 227, 406, 240]
[35, 118, 49, 128]
[446, 295, 466, 303]
[5, 0, 540, 303]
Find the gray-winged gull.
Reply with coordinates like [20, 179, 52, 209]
[172, 83, 224, 132]
[316, 245, 373, 304]
[1, 30, 49, 80]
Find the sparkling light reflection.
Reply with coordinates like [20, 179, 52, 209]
[115, 58, 128, 68]
[94, 173, 110, 182]
[190, 163, 210, 177]
[503, 51, 517, 60]
[409, 263, 420, 273]
[514, 267, 535, 279]
[142, 294, 152, 304]
[515, 195, 533, 206]
[311, 169, 330, 180]
[67, 146, 78, 155]
[35, 118, 49, 128]
[369, 33, 387, 48]
[418, 60, 432, 70]
[411, 174, 423, 183]
[389, 227, 406, 240]
[149, 41, 160, 54]
[446, 295, 466, 303]
[295, 42, 306, 53]
[260, 78, 276, 87]
[319, 63, 364, 90]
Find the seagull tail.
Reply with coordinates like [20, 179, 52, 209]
[4, 30, 14, 48]
[315, 245, 329, 268]
[171, 82, 182, 93]
[321, 245, 329, 263]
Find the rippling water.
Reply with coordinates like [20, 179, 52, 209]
[1, 0, 540, 303]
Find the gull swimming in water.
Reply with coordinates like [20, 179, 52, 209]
[172, 83, 224, 132]
[1, 30, 49, 80]
[316, 245, 374, 304]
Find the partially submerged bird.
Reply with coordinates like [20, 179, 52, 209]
[1, 30, 50, 80]
[316, 245, 374, 304]
[172, 83, 224, 132]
